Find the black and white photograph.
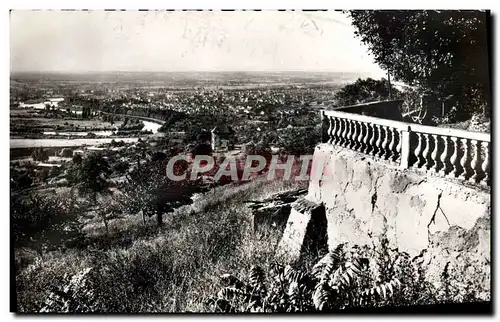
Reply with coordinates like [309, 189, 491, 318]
[9, 7, 492, 314]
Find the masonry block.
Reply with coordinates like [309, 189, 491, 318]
[275, 197, 326, 264]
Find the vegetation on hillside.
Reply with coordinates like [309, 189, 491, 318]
[334, 78, 401, 107]
[349, 10, 491, 120]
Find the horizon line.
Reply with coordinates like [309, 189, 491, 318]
[10, 70, 379, 74]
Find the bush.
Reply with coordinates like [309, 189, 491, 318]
[31, 148, 49, 162]
[112, 160, 130, 174]
[204, 243, 402, 312]
[190, 142, 213, 157]
[59, 148, 74, 158]
[334, 78, 401, 107]
[275, 126, 321, 156]
[11, 193, 83, 256]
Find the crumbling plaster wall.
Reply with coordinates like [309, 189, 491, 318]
[307, 143, 490, 299]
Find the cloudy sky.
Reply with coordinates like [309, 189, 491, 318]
[10, 10, 385, 76]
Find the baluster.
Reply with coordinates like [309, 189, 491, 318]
[378, 125, 389, 159]
[371, 124, 380, 157]
[326, 116, 333, 144]
[448, 137, 459, 178]
[327, 117, 336, 144]
[331, 117, 339, 144]
[421, 134, 431, 169]
[458, 138, 471, 180]
[395, 129, 402, 162]
[376, 125, 385, 158]
[430, 134, 440, 173]
[345, 120, 353, 148]
[481, 141, 490, 186]
[336, 118, 344, 146]
[469, 140, 482, 183]
[348, 119, 355, 148]
[439, 136, 451, 176]
[413, 133, 423, 168]
[339, 119, 347, 146]
[351, 121, 359, 150]
[388, 128, 398, 162]
[377, 125, 383, 157]
[363, 123, 371, 154]
[340, 118, 349, 147]
[345, 119, 352, 148]
[382, 126, 392, 160]
[369, 123, 378, 156]
[356, 121, 365, 152]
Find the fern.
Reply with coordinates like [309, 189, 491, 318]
[206, 243, 404, 313]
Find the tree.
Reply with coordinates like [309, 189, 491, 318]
[276, 126, 322, 156]
[348, 10, 491, 119]
[11, 192, 83, 256]
[72, 154, 83, 165]
[10, 170, 33, 190]
[31, 148, 49, 162]
[120, 160, 196, 227]
[94, 200, 123, 237]
[334, 78, 401, 106]
[190, 142, 213, 157]
[75, 153, 112, 203]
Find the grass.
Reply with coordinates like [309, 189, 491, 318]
[15, 177, 307, 313]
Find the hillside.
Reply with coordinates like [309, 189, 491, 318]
[16, 177, 307, 312]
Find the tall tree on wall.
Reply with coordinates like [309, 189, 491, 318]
[348, 10, 491, 119]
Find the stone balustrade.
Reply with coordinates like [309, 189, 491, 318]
[321, 110, 490, 186]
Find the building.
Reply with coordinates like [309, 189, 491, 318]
[211, 125, 235, 152]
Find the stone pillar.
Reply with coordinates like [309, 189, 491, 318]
[275, 198, 326, 264]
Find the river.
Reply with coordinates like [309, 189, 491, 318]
[10, 120, 163, 149]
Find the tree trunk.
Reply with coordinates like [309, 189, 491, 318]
[156, 207, 163, 227]
[483, 103, 490, 119]
[103, 218, 109, 237]
[387, 70, 392, 100]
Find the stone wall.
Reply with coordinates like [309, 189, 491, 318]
[303, 143, 490, 299]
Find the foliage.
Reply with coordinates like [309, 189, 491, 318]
[348, 10, 491, 118]
[94, 200, 124, 236]
[275, 125, 321, 156]
[112, 159, 130, 174]
[190, 142, 213, 157]
[72, 154, 83, 165]
[10, 169, 33, 190]
[334, 78, 401, 107]
[205, 243, 402, 312]
[31, 148, 49, 162]
[75, 153, 113, 201]
[11, 193, 84, 255]
[59, 148, 73, 158]
[119, 160, 197, 227]
[41, 267, 97, 313]
[17, 179, 286, 313]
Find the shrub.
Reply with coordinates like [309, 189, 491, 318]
[59, 148, 74, 158]
[334, 78, 401, 107]
[205, 243, 402, 312]
[11, 193, 83, 256]
[275, 126, 321, 156]
[41, 267, 97, 313]
[31, 148, 49, 162]
[112, 160, 130, 174]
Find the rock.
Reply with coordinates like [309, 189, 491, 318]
[275, 197, 326, 264]
[246, 188, 307, 235]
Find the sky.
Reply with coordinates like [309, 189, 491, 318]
[10, 10, 385, 76]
